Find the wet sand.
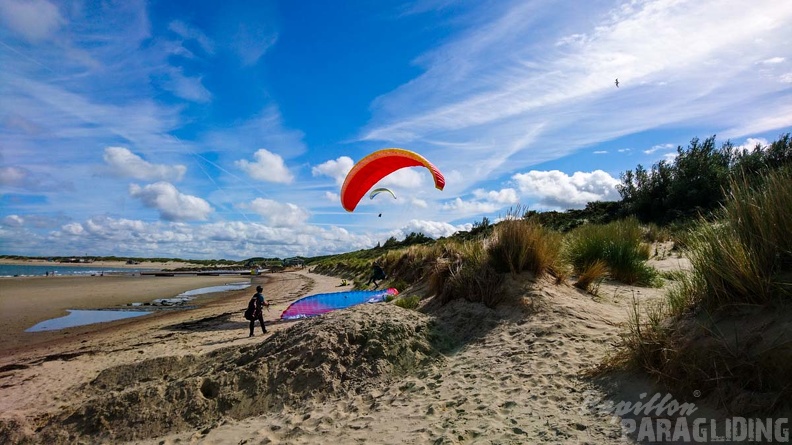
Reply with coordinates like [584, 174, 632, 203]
[0, 274, 254, 353]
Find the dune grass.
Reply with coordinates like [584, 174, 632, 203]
[573, 260, 608, 294]
[487, 206, 564, 279]
[564, 217, 659, 286]
[607, 168, 792, 413]
[428, 240, 506, 308]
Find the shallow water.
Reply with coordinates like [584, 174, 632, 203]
[25, 310, 151, 332]
[26, 282, 251, 331]
[150, 282, 250, 306]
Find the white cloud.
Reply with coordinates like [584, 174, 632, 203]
[471, 188, 519, 204]
[733, 137, 769, 154]
[396, 219, 472, 239]
[0, 0, 64, 43]
[512, 169, 620, 209]
[129, 182, 213, 221]
[168, 20, 215, 55]
[324, 191, 340, 202]
[241, 198, 310, 227]
[643, 143, 675, 155]
[440, 187, 518, 215]
[312, 156, 354, 185]
[441, 197, 502, 214]
[760, 57, 785, 65]
[0, 165, 71, 191]
[233, 25, 278, 66]
[0, 166, 27, 186]
[236, 149, 294, 183]
[2, 215, 24, 227]
[593, 150, 608, 154]
[161, 67, 211, 103]
[104, 147, 187, 181]
[410, 198, 428, 208]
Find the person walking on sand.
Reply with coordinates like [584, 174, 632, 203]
[249, 285, 269, 337]
[366, 262, 386, 289]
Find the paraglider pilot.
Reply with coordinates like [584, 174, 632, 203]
[249, 285, 269, 337]
[367, 262, 387, 289]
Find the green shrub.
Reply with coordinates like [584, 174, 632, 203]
[394, 295, 421, 310]
[564, 217, 659, 286]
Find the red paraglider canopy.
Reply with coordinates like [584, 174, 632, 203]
[340, 148, 445, 212]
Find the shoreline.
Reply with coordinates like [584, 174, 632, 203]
[0, 274, 257, 354]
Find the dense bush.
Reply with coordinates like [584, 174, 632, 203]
[564, 217, 659, 286]
[487, 214, 563, 279]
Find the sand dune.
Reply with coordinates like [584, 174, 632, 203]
[1, 257, 720, 444]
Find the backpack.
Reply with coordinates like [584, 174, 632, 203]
[243, 297, 257, 320]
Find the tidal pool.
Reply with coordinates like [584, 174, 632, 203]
[25, 309, 151, 332]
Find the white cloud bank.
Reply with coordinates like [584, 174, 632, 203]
[512, 170, 620, 209]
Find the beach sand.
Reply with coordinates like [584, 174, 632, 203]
[0, 253, 712, 444]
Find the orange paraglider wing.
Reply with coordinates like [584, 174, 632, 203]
[340, 148, 445, 212]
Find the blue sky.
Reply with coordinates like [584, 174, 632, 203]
[1, 0, 791, 260]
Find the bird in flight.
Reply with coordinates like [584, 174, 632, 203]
[615, 78, 619, 88]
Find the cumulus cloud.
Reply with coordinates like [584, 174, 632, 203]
[410, 198, 428, 208]
[441, 197, 502, 214]
[441, 187, 518, 214]
[512, 170, 620, 209]
[241, 198, 310, 227]
[236, 149, 293, 183]
[471, 188, 519, 204]
[129, 182, 213, 221]
[0, 0, 64, 43]
[1, 213, 65, 229]
[104, 147, 187, 181]
[312, 156, 354, 185]
[2, 215, 24, 227]
[324, 191, 340, 202]
[733, 137, 769, 153]
[396, 219, 472, 240]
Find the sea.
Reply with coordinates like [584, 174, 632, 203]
[0, 264, 156, 277]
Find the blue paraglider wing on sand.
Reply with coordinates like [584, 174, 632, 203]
[280, 288, 399, 320]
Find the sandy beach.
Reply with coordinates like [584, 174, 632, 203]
[0, 255, 719, 444]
